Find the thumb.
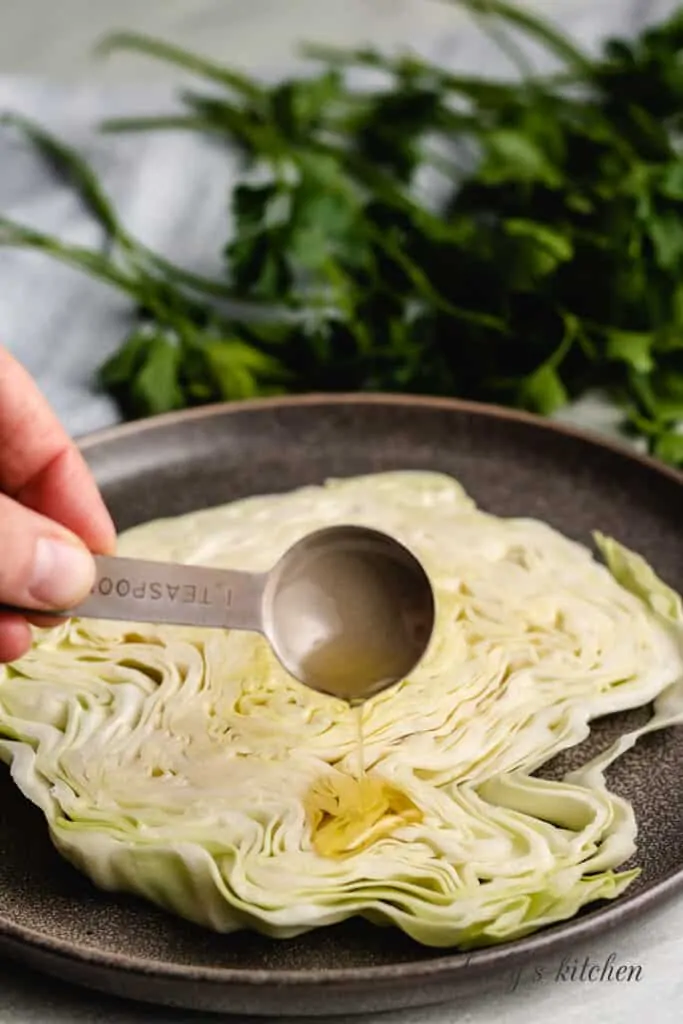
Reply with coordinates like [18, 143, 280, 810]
[0, 492, 96, 611]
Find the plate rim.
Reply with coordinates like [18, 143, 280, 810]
[0, 870, 682, 987]
[76, 392, 683, 490]
[5, 391, 682, 988]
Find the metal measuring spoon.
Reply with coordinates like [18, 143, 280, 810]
[3, 526, 435, 702]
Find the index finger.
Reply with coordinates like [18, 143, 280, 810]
[0, 346, 116, 554]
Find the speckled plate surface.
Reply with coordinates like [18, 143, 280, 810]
[1, 393, 683, 1018]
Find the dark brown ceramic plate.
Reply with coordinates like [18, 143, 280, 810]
[1, 394, 682, 1017]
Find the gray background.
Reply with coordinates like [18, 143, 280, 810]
[0, 2, 681, 1022]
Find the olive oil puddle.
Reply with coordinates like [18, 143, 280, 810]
[305, 703, 422, 859]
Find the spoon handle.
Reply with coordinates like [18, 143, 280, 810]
[1, 555, 267, 632]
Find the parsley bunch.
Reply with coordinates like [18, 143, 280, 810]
[4, 0, 683, 463]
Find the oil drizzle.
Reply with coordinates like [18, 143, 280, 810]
[352, 700, 366, 779]
[303, 698, 422, 860]
[304, 701, 423, 859]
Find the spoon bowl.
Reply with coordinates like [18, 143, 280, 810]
[262, 525, 436, 701]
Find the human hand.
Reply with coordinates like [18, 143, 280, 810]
[0, 346, 116, 662]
